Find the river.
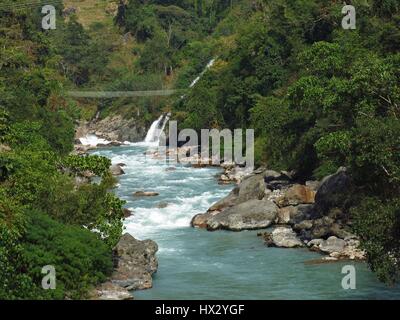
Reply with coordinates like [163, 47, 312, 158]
[92, 143, 400, 300]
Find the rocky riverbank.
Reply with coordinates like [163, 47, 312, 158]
[192, 167, 365, 261]
[75, 114, 147, 145]
[90, 233, 158, 300]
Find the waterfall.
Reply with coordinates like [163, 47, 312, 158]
[144, 113, 171, 143]
[144, 115, 163, 143]
[189, 58, 215, 88]
[144, 58, 216, 144]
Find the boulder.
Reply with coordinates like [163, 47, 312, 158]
[274, 184, 316, 207]
[110, 164, 125, 176]
[236, 174, 266, 203]
[206, 199, 279, 231]
[314, 167, 352, 215]
[264, 227, 304, 248]
[111, 233, 158, 291]
[319, 236, 346, 254]
[133, 191, 159, 197]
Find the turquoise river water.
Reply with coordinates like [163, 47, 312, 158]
[93, 144, 400, 300]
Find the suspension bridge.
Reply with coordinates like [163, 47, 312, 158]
[67, 90, 183, 98]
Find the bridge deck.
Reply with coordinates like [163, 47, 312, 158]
[67, 90, 180, 98]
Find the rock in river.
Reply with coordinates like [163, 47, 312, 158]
[133, 191, 159, 197]
[110, 233, 158, 291]
[263, 227, 304, 248]
[110, 164, 125, 176]
[201, 199, 279, 231]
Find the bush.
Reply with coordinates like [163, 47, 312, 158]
[352, 198, 400, 285]
[21, 211, 113, 299]
[0, 193, 38, 300]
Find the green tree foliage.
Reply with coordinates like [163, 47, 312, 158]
[0, 193, 38, 299]
[54, 16, 111, 86]
[172, 0, 400, 283]
[22, 211, 113, 299]
[0, 4, 125, 299]
[352, 198, 400, 285]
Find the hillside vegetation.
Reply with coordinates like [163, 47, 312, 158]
[0, 0, 399, 300]
[115, 0, 400, 284]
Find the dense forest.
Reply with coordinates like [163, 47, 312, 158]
[0, 0, 126, 299]
[115, 0, 400, 284]
[0, 0, 399, 299]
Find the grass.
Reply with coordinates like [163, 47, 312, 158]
[63, 0, 115, 29]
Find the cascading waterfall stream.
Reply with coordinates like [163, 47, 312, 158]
[189, 59, 216, 88]
[144, 115, 164, 143]
[144, 113, 171, 144]
[144, 58, 216, 144]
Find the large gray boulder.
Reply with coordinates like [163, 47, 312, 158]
[110, 164, 125, 176]
[264, 227, 304, 248]
[319, 236, 346, 254]
[236, 174, 266, 204]
[314, 167, 352, 216]
[110, 233, 158, 291]
[206, 199, 279, 231]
